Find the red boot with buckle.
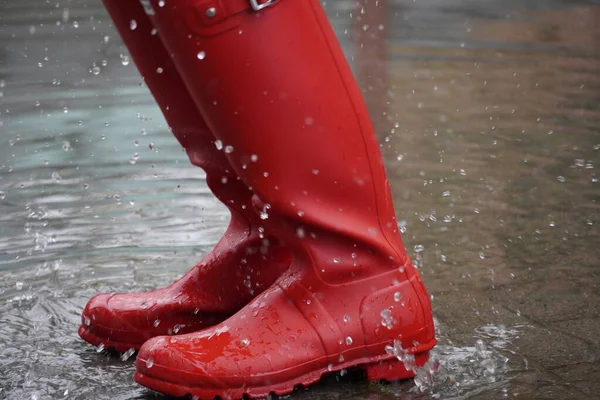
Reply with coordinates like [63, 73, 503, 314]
[78, 0, 291, 353]
[133, 0, 436, 397]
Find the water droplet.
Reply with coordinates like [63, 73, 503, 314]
[557, 176, 566, 183]
[214, 140, 223, 150]
[296, 227, 305, 238]
[158, 0, 165, 6]
[129, 152, 140, 165]
[251, 154, 258, 162]
[479, 252, 485, 260]
[83, 316, 91, 326]
[96, 343, 105, 353]
[312, 169, 319, 175]
[345, 336, 353, 345]
[327, 363, 334, 371]
[394, 292, 402, 302]
[62, 141, 72, 151]
[120, 348, 135, 361]
[224, 145, 234, 153]
[130, 19, 137, 30]
[240, 338, 250, 347]
[333, 257, 340, 264]
[15, 281, 24, 290]
[197, 51, 206, 60]
[153, 319, 161, 327]
[243, 278, 252, 289]
[156, 67, 163, 74]
[0, 191, 5, 200]
[146, 356, 154, 368]
[414, 244, 424, 253]
[259, 204, 270, 220]
[173, 324, 185, 333]
[120, 54, 130, 66]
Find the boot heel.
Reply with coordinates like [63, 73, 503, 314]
[364, 352, 429, 382]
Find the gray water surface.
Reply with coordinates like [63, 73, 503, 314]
[1, 0, 599, 399]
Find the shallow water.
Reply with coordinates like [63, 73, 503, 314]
[1, 0, 599, 399]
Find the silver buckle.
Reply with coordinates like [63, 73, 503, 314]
[249, 0, 276, 11]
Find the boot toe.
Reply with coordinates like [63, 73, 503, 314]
[136, 335, 233, 388]
[79, 293, 143, 349]
[81, 294, 112, 328]
[80, 291, 171, 350]
[82, 293, 135, 330]
[80, 289, 226, 352]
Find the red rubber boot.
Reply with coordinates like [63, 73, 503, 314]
[78, 0, 291, 353]
[134, 0, 436, 397]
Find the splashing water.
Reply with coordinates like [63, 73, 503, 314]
[378, 320, 527, 399]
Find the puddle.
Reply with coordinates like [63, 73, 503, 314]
[1, 0, 599, 398]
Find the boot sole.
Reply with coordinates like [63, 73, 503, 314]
[134, 348, 432, 399]
[78, 325, 143, 353]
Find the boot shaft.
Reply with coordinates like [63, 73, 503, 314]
[146, 0, 411, 280]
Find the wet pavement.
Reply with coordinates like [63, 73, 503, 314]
[1, 0, 599, 399]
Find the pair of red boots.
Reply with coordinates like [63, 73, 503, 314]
[79, 0, 436, 398]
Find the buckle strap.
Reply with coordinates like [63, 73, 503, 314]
[189, 0, 278, 30]
[249, 0, 276, 11]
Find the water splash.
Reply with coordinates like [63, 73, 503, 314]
[380, 321, 527, 399]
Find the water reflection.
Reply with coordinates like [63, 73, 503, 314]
[1, 0, 599, 399]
